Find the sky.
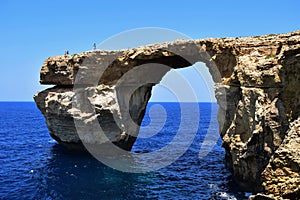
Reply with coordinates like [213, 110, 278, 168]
[0, 0, 299, 102]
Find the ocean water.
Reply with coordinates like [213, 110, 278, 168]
[0, 102, 248, 200]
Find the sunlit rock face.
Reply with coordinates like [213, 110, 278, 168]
[34, 31, 300, 198]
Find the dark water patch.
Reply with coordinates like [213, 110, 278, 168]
[0, 102, 248, 199]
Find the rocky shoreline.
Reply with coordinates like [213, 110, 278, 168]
[34, 31, 300, 199]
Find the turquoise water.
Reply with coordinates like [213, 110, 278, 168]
[0, 102, 247, 199]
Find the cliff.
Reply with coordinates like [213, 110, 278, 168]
[34, 31, 300, 199]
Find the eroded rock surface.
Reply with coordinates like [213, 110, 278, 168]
[34, 31, 300, 198]
[261, 117, 300, 199]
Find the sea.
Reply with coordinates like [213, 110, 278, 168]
[0, 102, 250, 200]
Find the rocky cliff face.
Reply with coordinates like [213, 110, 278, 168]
[34, 31, 300, 198]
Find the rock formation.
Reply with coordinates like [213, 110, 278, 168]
[34, 31, 300, 199]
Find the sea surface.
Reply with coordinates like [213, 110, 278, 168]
[0, 102, 249, 200]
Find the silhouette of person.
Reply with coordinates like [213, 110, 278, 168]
[93, 43, 96, 50]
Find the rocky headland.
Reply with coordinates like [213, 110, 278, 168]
[34, 31, 300, 199]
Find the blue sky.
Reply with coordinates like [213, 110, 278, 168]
[0, 0, 299, 101]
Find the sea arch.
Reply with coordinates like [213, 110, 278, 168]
[34, 32, 300, 192]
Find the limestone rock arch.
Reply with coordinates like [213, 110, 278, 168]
[34, 31, 300, 197]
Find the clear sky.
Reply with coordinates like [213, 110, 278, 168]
[0, 0, 299, 102]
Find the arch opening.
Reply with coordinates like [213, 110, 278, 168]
[132, 62, 219, 154]
[129, 63, 242, 198]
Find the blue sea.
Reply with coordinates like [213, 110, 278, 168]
[0, 102, 249, 200]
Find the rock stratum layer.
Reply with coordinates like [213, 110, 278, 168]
[34, 31, 300, 199]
